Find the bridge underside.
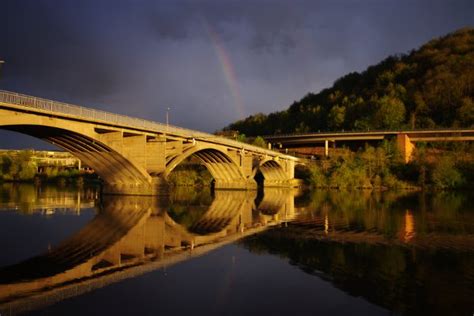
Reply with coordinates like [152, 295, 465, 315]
[3, 125, 158, 195]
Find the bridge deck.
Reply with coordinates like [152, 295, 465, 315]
[0, 90, 297, 160]
[265, 129, 474, 145]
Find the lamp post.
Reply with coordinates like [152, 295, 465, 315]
[0, 60, 4, 83]
[166, 107, 170, 131]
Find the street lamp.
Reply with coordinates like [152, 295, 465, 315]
[166, 107, 170, 129]
[0, 60, 4, 82]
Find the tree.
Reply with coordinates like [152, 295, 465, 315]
[328, 105, 346, 129]
[374, 96, 406, 129]
[432, 156, 464, 189]
[235, 133, 247, 143]
[252, 136, 267, 148]
[456, 97, 474, 127]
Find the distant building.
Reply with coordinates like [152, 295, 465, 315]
[0, 149, 93, 173]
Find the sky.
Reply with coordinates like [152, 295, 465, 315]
[0, 0, 473, 149]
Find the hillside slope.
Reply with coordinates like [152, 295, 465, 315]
[224, 28, 474, 136]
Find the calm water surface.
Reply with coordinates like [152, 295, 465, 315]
[0, 183, 472, 315]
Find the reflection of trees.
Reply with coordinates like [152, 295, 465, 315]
[0, 183, 98, 213]
[167, 187, 214, 229]
[294, 190, 474, 239]
[242, 229, 474, 315]
[242, 189, 474, 315]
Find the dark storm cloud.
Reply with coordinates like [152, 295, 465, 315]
[0, 0, 473, 149]
[0, 1, 123, 100]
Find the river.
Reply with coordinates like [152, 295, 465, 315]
[0, 183, 472, 315]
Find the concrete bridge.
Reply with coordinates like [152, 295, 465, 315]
[265, 129, 474, 163]
[0, 90, 299, 195]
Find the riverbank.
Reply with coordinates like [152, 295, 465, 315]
[295, 143, 474, 191]
[2, 144, 473, 191]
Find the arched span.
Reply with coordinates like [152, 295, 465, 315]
[164, 146, 247, 188]
[0, 196, 151, 287]
[256, 189, 288, 215]
[0, 124, 151, 191]
[256, 159, 288, 184]
[165, 191, 252, 237]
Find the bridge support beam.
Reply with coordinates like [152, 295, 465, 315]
[397, 133, 415, 163]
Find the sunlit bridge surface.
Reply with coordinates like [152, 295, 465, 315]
[0, 185, 473, 315]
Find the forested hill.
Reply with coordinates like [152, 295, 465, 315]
[223, 28, 474, 136]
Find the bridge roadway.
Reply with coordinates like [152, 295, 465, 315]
[265, 129, 474, 162]
[0, 90, 299, 195]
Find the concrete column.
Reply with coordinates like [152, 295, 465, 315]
[397, 133, 415, 163]
[324, 140, 329, 157]
[146, 136, 166, 174]
[240, 153, 254, 179]
[123, 135, 147, 170]
[166, 140, 183, 156]
[286, 160, 295, 179]
[100, 131, 124, 152]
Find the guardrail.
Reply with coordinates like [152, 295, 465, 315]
[0, 90, 295, 159]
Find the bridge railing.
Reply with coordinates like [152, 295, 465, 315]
[0, 90, 294, 159]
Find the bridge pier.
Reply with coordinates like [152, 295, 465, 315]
[214, 178, 257, 190]
[102, 176, 169, 196]
[397, 133, 415, 163]
[262, 179, 300, 188]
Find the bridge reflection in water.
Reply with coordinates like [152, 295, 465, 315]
[0, 187, 299, 315]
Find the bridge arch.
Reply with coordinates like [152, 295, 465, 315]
[0, 122, 152, 194]
[254, 159, 289, 186]
[164, 146, 252, 189]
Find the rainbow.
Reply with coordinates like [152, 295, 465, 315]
[203, 20, 246, 120]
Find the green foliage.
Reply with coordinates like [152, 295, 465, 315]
[235, 133, 247, 143]
[307, 164, 326, 188]
[0, 151, 37, 181]
[374, 96, 406, 129]
[223, 28, 474, 135]
[18, 162, 37, 180]
[0, 151, 85, 184]
[299, 144, 420, 190]
[456, 97, 474, 126]
[168, 164, 213, 187]
[328, 105, 346, 129]
[432, 156, 464, 189]
[252, 136, 267, 148]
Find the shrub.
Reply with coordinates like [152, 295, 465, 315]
[308, 164, 326, 188]
[432, 156, 464, 189]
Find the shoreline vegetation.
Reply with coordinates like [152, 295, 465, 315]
[1, 144, 473, 191]
[297, 142, 474, 191]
